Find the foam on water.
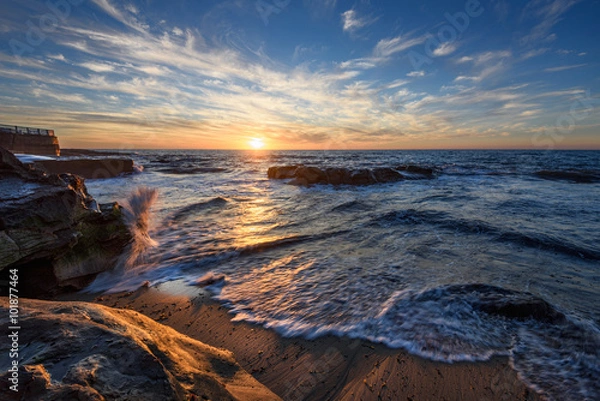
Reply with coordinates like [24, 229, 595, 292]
[209, 278, 600, 400]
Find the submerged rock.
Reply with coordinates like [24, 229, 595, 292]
[267, 165, 432, 186]
[0, 298, 280, 401]
[0, 147, 131, 295]
[534, 170, 600, 183]
[451, 283, 567, 324]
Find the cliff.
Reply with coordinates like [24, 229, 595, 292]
[0, 131, 60, 156]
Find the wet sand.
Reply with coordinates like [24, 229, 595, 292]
[62, 281, 542, 401]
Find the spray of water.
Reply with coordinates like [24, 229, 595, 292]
[84, 187, 159, 293]
[119, 187, 159, 266]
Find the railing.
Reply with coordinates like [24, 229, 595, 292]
[0, 124, 55, 136]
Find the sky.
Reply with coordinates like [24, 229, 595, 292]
[0, 0, 599, 150]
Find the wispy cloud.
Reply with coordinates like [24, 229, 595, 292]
[341, 9, 378, 34]
[454, 50, 512, 83]
[91, 0, 149, 33]
[520, 0, 581, 45]
[373, 34, 427, 58]
[543, 63, 587, 72]
[79, 61, 116, 73]
[433, 43, 458, 57]
[407, 71, 425, 78]
[520, 47, 549, 60]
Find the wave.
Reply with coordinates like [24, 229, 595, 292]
[215, 280, 600, 400]
[330, 200, 372, 212]
[167, 197, 229, 223]
[371, 209, 600, 260]
[236, 230, 349, 256]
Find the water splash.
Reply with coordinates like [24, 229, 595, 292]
[84, 187, 160, 293]
[120, 186, 159, 264]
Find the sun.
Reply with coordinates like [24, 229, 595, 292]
[249, 138, 265, 149]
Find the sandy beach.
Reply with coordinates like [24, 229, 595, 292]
[61, 281, 542, 401]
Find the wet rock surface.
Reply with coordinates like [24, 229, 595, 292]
[0, 147, 131, 296]
[267, 165, 435, 186]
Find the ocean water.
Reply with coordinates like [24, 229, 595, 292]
[83, 150, 599, 400]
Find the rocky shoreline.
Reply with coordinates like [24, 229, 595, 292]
[0, 147, 131, 296]
[1, 148, 545, 400]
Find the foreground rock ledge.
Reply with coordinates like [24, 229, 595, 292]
[0, 298, 280, 401]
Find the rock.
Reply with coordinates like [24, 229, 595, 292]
[325, 167, 352, 185]
[268, 164, 435, 186]
[0, 146, 131, 296]
[395, 165, 435, 178]
[373, 168, 404, 183]
[451, 283, 568, 324]
[534, 170, 600, 183]
[32, 158, 135, 179]
[267, 165, 298, 179]
[295, 166, 327, 184]
[475, 294, 566, 324]
[287, 177, 309, 186]
[351, 169, 377, 185]
[0, 298, 280, 401]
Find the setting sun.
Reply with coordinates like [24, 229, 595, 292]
[249, 138, 265, 149]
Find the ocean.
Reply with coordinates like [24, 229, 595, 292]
[81, 149, 599, 400]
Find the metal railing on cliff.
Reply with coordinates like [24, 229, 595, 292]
[0, 124, 55, 137]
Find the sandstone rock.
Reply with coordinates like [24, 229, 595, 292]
[268, 164, 434, 186]
[267, 165, 298, 179]
[295, 166, 327, 184]
[0, 147, 131, 295]
[0, 299, 280, 401]
[325, 167, 352, 185]
[351, 169, 377, 185]
[373, 168, 404, 183]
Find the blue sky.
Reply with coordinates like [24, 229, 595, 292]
[0, 0, 598, 149]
